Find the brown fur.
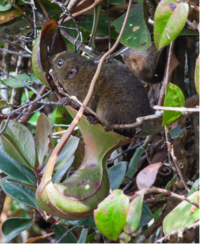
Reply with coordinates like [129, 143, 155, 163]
[49, 51, 153, 127]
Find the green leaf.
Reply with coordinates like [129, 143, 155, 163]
[77, 228, 88, 243]
[1, 177, 37, 208]
[124, 193, 144, 234]
[36, 113, 53, 167]
[0, 120, 38, 169]
[0, 73, 37, 88]
[108, 161, 127, 190]
[154, 0, 189, 50]
[55, 136, 79, 170]
[54, 225, 77, 243]
[53, 156, 74, 183]
[94, 189, 129, 241]
[0, 99, 9, 109]
[162, 83, 185, 126]
[112, 4, 151, 50]
[188, 179, 200, 196]
[0, 0, 12, 12]
[163, 191, 200, 234]
[139, 204, 153, 227]
[0, 146, 36, 185]
[125, 146, 144, 182]
[170, 125, 184, 139]
[28, 111, 40, 126]
[61, 216, 96, 227]
[2, 217, 34, 243]
[54, 105, 73, 125]
[86, 232, 95, 243]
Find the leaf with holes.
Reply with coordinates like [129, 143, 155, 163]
[112, 4, 151, 50]
[94, 189, 129, 241]
[154, 0, 189, 50]
[136, 162, 162, 189]
[0, 120, 38, 169]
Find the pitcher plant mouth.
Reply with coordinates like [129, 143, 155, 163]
[36, 105, 130, 220]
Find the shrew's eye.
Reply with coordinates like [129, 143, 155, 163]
[57, 59, 64, 68]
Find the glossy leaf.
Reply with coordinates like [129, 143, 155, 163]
[1, 177, 37, 208]
[124, 194, 144, 234]
[94, 189, 129, 241]
[125, 146, 144, 182]
[112, 4, 151, 50]
[0, 146, 36, 185]
[36, 113, 53, 167]
[194, 54, 199, 94]
[0, 0, 12, 12]
[54, 225, 77, 243]
[162, 83, 185, 126]
[108, 161, 127, 190]
[163, 191, 200, 234]
[2, 218, 34, 243]
[61, 216, 96, 227]
[53, 156, 74, 183]
[77, 228, 88, 243]
[139, 204, 153, 227]
[136, 162, 162, 189]
[154, 0, 189, 50]
[55, 136, 79, 170]
[0, 73, 37, 88]
[0, 120, 38, 169]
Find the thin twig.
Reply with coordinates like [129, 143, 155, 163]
[136, 187, 199, 208]
[57, 226, 77, 243]
[170, 145, 190, 192]
[154, 105, 200, 113]
[158, 41, 174, 106]
[37, 0, 50, 19]
[0, 48, 31, 58]
[63, 0, 103, 22]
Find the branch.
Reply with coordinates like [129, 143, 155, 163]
[154, 105, 200, 113]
